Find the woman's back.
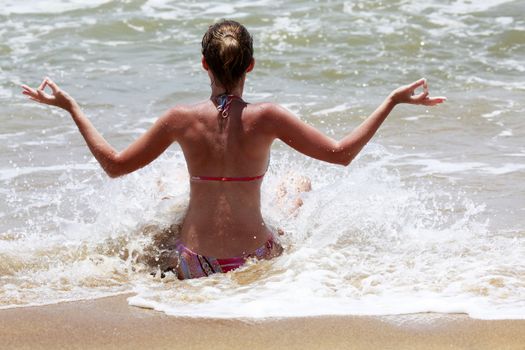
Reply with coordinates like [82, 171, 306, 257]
[174, 98, 276, 258]
[177, 99, 271, 180]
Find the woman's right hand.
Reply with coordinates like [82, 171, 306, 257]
[22, 78, 78, 112]
[389, 78, 446, 106]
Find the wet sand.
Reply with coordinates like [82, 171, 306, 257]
[1, 294, 524, 350]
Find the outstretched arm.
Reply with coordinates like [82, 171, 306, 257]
[268, 78, 446, 165]
[22, 78, 178, 177]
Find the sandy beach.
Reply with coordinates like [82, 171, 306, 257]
[1, 294, 523, 350]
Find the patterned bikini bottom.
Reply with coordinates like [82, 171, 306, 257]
[168, 235, 283, 280]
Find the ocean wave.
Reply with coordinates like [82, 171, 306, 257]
[0, 0, 113, 15]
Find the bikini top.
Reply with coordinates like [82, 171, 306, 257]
[190, 94, 267, 182]
[190, 173, 265, 182]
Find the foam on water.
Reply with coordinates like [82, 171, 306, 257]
[126, 149, 523, 320]
[2, 148, 522, 319]
[0, 0, 113, 15]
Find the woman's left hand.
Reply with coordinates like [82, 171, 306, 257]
[389, 78, 447, 106]
[22, 78, 78, 112]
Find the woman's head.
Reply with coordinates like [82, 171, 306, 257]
[201, 20, 254, 92]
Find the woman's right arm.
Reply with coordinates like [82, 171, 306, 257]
[267, 78, 446, 165]
[22, 78, 181, 177]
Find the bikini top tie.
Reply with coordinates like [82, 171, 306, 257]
[215, 93, 242, 118]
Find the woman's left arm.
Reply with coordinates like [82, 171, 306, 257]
[22, 78, 179, 178]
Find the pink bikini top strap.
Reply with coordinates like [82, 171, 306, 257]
[190, 173, 265, 182]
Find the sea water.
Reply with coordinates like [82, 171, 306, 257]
[0, 0, 524, 320]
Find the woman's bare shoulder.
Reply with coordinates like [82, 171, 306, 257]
[244, 102, 293, 137]
[163, 100, 210, 124]
[246, 101, 287, 119]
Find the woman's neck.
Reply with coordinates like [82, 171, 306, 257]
[210, 78, 245, 98]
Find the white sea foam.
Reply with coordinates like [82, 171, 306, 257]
[404, 0, 514, 16]
[140, 0, 260, 20]
[481, 163, 525, 175]
[444, 0, 514, 14]
[125, 151, 524, 320]
[312, 103, 352, 117]
[497, 129, 513, 137]
[467, 76, 525, 91]
[482, 110, 505, 119]
[0, 0, 113, 15]
[401, 159, 487, 174]
[0, 164, 96, 182]
[3, 149, 522, 320]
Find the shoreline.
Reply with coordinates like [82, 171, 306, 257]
[1, 294, 524, 349]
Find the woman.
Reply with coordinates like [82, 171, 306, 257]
[21, 20, 446, 280]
